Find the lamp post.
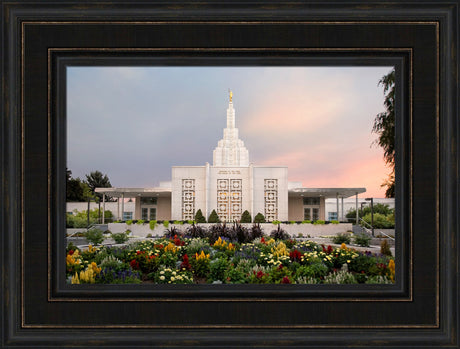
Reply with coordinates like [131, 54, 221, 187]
[365, 198, 374, 236]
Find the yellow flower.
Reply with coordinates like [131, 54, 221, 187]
[388, 259, 395, 281]
[164, 242, 178, 254]
[213, 237, 227, 248]
[195, 250, 210, 261]
[71, 273, 80, 284]
[90, 262, 101, 274]
[271, 242, 289, 259]
[341, 243, 347, 250]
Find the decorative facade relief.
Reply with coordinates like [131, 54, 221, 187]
[217, 179, 242, 222]
[181, 179, 195, 220]
[264, 179, 278, 221]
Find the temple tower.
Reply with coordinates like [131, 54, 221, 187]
[212, 91, 250, 166]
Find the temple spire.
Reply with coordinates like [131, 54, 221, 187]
[213, 91, 249, 167]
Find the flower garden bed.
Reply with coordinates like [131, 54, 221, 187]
[66, 230, 395, 285]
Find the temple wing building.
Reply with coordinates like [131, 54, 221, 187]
[95, 91, 365, 222]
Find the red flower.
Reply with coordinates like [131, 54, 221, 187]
[260, 237, 266, 244]
[327, 245, 333, 254]
[277, 264, 283, 270]
[180, 254, 191, 270]
[256, 271, 264, 279]
[289, 249, 302, 262]
[281, 276, 291, 284]
[130, 259, 140, 270]
[68, 250, 74, 255]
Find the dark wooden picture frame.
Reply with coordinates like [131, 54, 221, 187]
[1, 1, 458, 348]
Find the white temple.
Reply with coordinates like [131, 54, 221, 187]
[171, 91, 288, 221]
[95, 91, 366, 223]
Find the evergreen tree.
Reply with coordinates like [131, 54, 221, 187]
[85, 170, 113, 202]
[240, 210, 252, 223]
[208, 209, 220, 223]
[195, 209, 206, 223]
[66, 168, 91, 202]
[254, 213, 266, 223]
[84, 170, 113, 223]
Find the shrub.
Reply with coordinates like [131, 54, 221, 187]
[136, 219, 145, 225]
[99, 255, 123, 269]
[248, 223, 264, 241]
[361, 212, 394, 229]
[163, 220, 169, 228]
[380, 239, 392, 256]
[254, 213, 266, 223]
[347, 203, 394, 221]
[126, 220, 133, 225]
[185, 224, 208, 239]
[331, 233, 351, 245]
[240, 210, 252, 223]
[84, 228, 105, 245]
[348, 254, 375, 274]
[66, 242, 78, 254]
[185, 238, 212, 256]
[295, 263, 328, 279]
[354, 233, 372, 247]
[208, 258, 230, 282]
[66, 208, 113, 228]
[111, 232, 129, 244]
[301, 220, 311, 224]
[272, 220, 281, 225]
[330, 220, 339, 224]
[208, 223, 236, 244]
[164, 226, 183, 239]
[313, 220, 325, 225]
[270, 225, 290, 240]
[208, 209, 220, 223]
[149, 220, 157, 230]
[195, 209, 206, 223]
[232, 222, 250, 244]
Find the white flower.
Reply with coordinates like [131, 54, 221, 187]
[160, 276, 165, 280]
[160, 271, 164, 274]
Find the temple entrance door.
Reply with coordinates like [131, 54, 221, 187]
[141, 206, 157, 221]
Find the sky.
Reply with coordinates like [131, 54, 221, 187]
[67, 66, 393, 198]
